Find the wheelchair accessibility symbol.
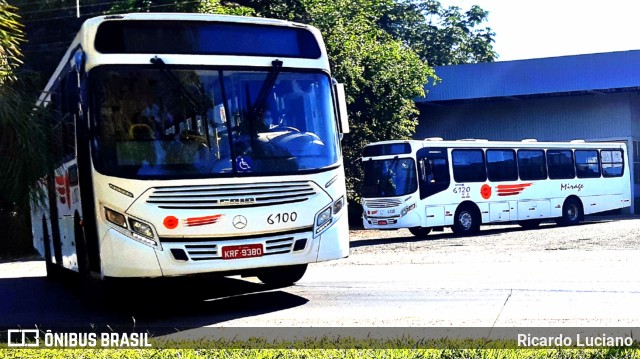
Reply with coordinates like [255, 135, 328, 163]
[235, 156, 253, 172]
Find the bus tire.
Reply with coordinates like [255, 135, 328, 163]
[409, 227, 432, 237]
[452, 205, 480, 236]
[257, 264, 308, 287]
[518, 219, 542, 229]
[556, 198, 582, 226]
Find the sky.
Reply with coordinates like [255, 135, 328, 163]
[441, 0, 640, 62]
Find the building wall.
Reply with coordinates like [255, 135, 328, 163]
[416, 93, 634, 142]
[417, 92, 639, 213]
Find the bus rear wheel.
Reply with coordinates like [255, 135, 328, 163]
[257, 264, 308, 287]
[452, 205, 480, 236]
[409, 227, 432, 237]
[556, 198, 582, 226]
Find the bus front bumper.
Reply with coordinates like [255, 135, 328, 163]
[100, 214, 349, 278]
[362, 211, 421, 230]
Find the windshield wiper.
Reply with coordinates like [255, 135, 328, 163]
[387, 156, 400, 178]
[250, 59, 283, 120]
[150, 56, 211, 149]
[150, 56, 204, 113]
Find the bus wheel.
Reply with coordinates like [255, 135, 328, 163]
[409, 227, 432, 237]
[257, 264, 308, 287]
[556, 198, 582, 226]
[518, 219, 542, 229]
[452, 205, 480, 236]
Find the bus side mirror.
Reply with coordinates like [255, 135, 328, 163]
[334, 83, 349, 134]
[74, 50, 85, 73]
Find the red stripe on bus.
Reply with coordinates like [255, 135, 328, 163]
[496, 183, 532, 190]
[185, 214, 223, 226]
[497, 192, 522, 196]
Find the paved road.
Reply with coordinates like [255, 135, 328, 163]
[1, 216, 639, 339]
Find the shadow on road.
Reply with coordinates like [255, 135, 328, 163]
[0, 271, 308, 336]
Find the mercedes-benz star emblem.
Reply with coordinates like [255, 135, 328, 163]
[232, 215, 247, 229]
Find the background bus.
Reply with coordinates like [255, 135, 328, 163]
[361, 138, 631, 236]
[30, 13, 350, 286]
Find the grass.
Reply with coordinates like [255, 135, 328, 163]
[1, 338, 639, 358]
[1, 348, 640, 359]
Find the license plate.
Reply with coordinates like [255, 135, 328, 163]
[221, 244, 263, 260]
[378, 220, 388, 225]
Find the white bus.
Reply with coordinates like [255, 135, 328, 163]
[361, 138, 631, 236]
[30, 13, 350, 286]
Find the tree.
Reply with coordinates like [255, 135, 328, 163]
[0, 0, 24, 82]
[378, 0, 497, 66]
[107, 0, 199, 13]
[312, 0, 433, 202]
[0, 1, 52, 255]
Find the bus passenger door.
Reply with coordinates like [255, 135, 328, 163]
[416, 147, 451, 200]
[416, 148, 450, 227]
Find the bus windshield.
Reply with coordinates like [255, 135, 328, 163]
[90, 66, 340, 178]
[362, 158, 418, 197]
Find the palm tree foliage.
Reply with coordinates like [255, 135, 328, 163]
[0, 2, 51, 255]
[0, 1, 24, 82]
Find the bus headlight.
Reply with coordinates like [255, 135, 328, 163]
[315, 206, 333, 236]
[315, 197, 346, 236]
[104, 207, 160, 249]
[332, 196, 345, 215]
[105, 207, 127, 228]
[401, 203, 416, 217]
[129, 218, 154, 238]
[316, 207, 332, 227]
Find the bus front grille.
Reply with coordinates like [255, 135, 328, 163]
[146, 181, 316, 209]
[363, 199, 402, 208]
[179, 238, 295, 261]
[162, 230, 310, 261]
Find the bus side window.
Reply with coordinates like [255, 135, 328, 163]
[518, 149, 547, 180]
[602, 149, 624, 177]
[575, 149, 600, 178]
[487, 149, 518, 182]
[62, 69, 79, 161]
[547, 149, 575, 179]
[452, 149, 486, 183]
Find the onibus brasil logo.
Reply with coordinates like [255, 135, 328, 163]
[6, 329, 152, 348]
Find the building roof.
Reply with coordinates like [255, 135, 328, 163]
[419, 50, 640, 103]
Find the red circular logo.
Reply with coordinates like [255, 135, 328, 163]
[163, 216, 179, 229]
[480, 184, 492, 200]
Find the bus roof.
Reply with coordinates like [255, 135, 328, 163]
[37, 12, 329, 107]
[79, 12, 315, 30]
